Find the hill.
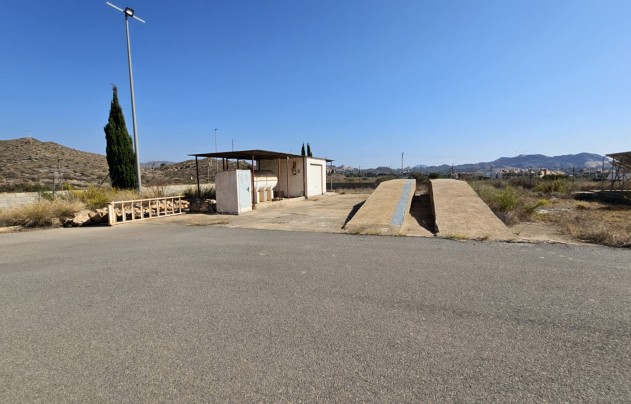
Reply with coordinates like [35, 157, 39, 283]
[414, 153, 605, 174]
[0, 138, 109, 191]
[0, 137, 608, 191]
[0, 137, 239, 191]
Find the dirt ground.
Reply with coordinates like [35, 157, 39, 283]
[510, 221, 579, 244]
[157, 193, 580, 245]
[3, 192, 618, 247]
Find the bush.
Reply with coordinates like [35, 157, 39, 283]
[61, 186, 137, 210]
[469, 181, 540, 225]
[497, 186, 519, 212]
[0, 199, 85, 227]
[375, 176, 397, 186]
[534, 178, 569, 194]
[183, 186, 215, 200]
[71, 187, 112, 209]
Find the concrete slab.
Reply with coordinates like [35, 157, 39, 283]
[344, 179, 417, 235]
[430, 179, 515, 241]
[157, 193, 369, 234]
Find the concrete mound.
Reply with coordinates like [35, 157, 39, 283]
[430, 179, 514, 241]
[344, 179, 416, 235]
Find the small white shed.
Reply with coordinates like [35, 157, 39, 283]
[190, 150, 332, 213]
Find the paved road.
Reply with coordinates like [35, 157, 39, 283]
[1, 224, 629, 402]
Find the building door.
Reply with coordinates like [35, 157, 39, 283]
[308, 164, 323, 196]
[237, 170, 252, 211]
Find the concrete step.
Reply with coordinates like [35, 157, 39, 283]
[430, 179, 515, 241]
[344, 179, 416, 235]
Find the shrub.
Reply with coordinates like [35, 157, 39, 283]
[61, 186, 136, 209]
[0, 199, 85, 227]
[497, 186, 519, 212]
[534, 178, 569, 194]
[469, 181, 539, 225]
[71, 187, 112, 209]
[183, 186, 215, 200]
[375, 176, 397, 186]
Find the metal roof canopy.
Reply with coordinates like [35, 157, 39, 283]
[189, 149, 333, 201]
[607, 151, 631, 170]
[190, 149, 333, 162]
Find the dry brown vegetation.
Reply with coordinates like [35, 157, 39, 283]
[469, 179, 631, 248]
[540, 201, 631, 248]
[0, 199, 85, 228]
[0, 187, 179, 228]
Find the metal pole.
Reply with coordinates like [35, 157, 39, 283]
[251, 155, 256, 206]
[214, 128, 218, 174]
[124, 14, 142, 196]
[600, 156, 605, 192]
[329, 160, 333, 191]
[195, 156, 201, 198]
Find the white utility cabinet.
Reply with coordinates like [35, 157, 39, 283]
[216, 169, 252, 214]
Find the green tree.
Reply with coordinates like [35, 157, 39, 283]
[307, 143, 312, 157]
[104, 86, 137, 189]
[301, 143, 306, 156]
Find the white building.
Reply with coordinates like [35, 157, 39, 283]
[190, 150, 331, 214]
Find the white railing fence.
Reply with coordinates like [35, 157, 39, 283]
[108, 195, 186, 225]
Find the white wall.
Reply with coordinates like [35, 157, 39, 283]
[260, 157, 305, 198]
[260, 157, 327, 199]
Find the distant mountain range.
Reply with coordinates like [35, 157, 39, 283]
[413, 153, 606, 174]
[0, 137, 609, 191]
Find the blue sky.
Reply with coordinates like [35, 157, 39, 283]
[1, 1, 630, 168]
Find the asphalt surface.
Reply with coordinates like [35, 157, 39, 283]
[1, 224, 629, 402]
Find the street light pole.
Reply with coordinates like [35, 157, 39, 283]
[214, 128, 218, 174]
[106, 2, 145, 196]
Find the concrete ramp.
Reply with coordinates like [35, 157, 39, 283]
[345, 179, 416, 235]
[430, 179, 515, 241]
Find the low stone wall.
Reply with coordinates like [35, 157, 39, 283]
[156, 184, 214, 195]
[0, 191, 70, 210]
[0, 193, 40, 210]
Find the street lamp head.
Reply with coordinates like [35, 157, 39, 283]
[124, 7, 134, 17]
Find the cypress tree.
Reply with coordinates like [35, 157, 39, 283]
[301, 143, 306, 156]
[104, 85, 137, 189]
[307, 143, 312, 157]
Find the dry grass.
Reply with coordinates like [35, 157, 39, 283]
[0, 186, 189, 229]
[0, 199, 85, 227]
[469, 179, 631, 248]
[61, 187, 138, 209]
[541, 201, 631, 248]
[333, 188, 374, 195]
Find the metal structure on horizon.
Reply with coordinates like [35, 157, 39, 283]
[605, 151, 631, 191]
[106, 2, 145, 196]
